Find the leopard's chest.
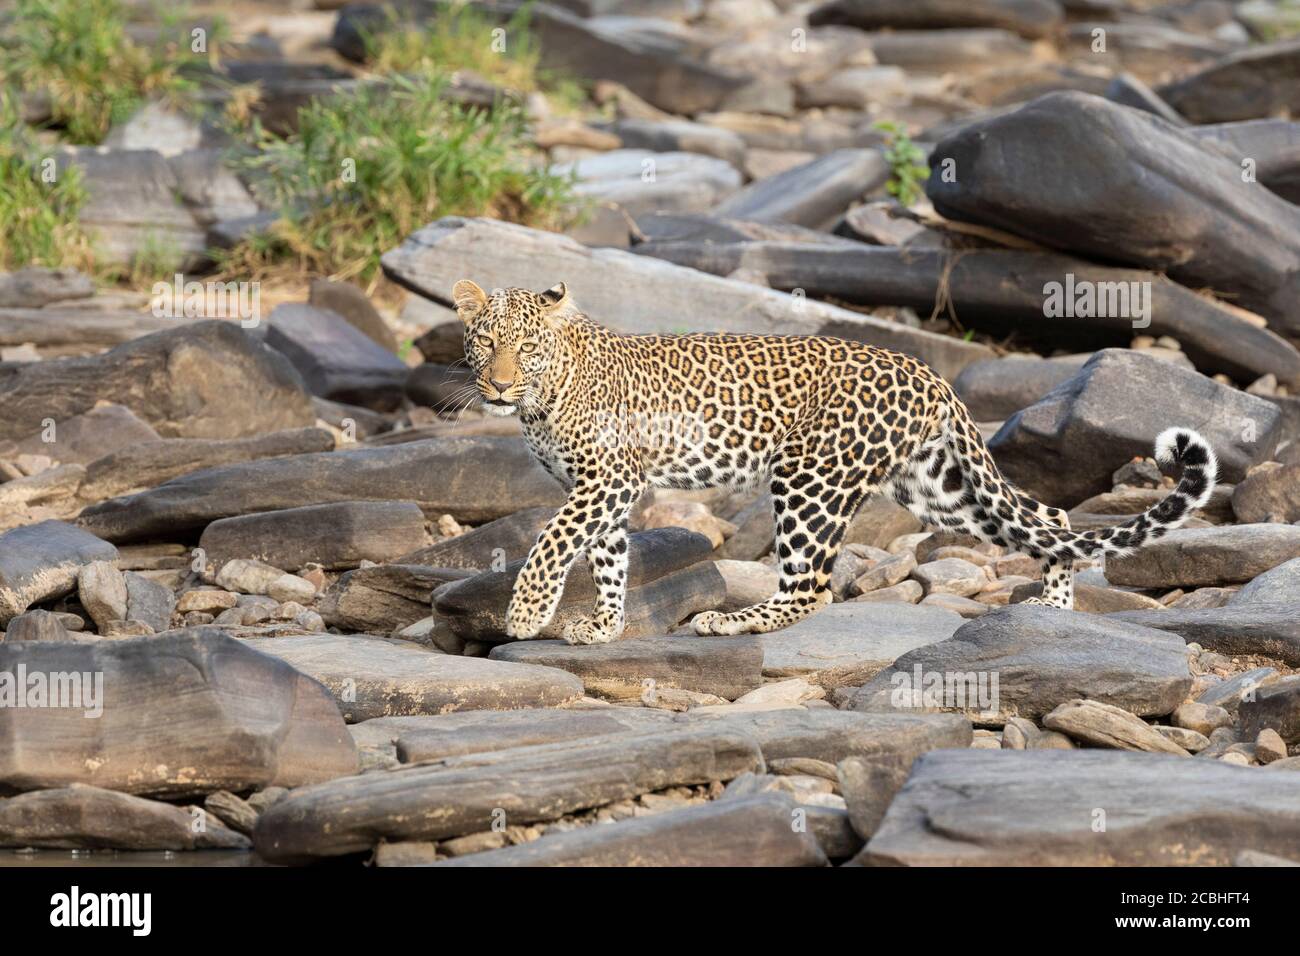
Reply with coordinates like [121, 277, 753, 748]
[521, 418, 578, 488]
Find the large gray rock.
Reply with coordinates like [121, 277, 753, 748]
[432, 527, 716, 641]
[1239, 677, 1300, 743]
[242, 634, 585, 721]
[861, 748, 1300, 865]
[263, 303, 408, 411]
[1106, 524, 1300, 588]
[0, 267, 94, 308]
[489, 634, 765, 700]
[0, 404, 160, 467]
[0, 304, 174, 354]
[77, 427, 336, 502]
[0, 521, 117, 626]
[1109, 604, 1300, 666]
[381, 708, 678, 763]
[849, 605, 1192, 722]
[1231, 557, 1300, 606]
[1159, 38, 1300, 124]
[0, 785, 250, 851]
[755, 602, 963, 684]
[555, 149, 742, 216]
[0, 629, 358, 796]
[380, 217, 992, 381]
[333, 2, 750, 115]
[712, 149, 890, 230]
[253, 726, 764, 862]
[397, 507, 554, 570]
[927, 92, 1300, 336]
[1190, 119, 1300, 205]
[627, 242, 1300, 387]
[988, 349, 1281, 505]
[77, 436, 565, 542]
[433, 793, 827, 867]
[1233, 462, 1300, 524]
[954, 356, 1085, 420]
[198, 500, 429, 573]
[317, 564, 471, 633]
[0, 320, 316, 441]
[809, 0, 1063, 39]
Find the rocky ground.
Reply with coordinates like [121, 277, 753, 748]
[2, 0, 1300, 867]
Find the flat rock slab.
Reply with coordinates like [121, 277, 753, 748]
[756, 602, 963, 685]
[77, 436, 566, 542]
[243, 634, 584, 721]
[380, 708, 679, 763]
[849, 605, 1191, 723]
[198, 500, 430, 572]
[809, 0, 1063, 39]
[0, 628, 358, 797]
[398, 507, 553, 570]
[0, 784, 249, 851]
[1109, 604, 1300, 666]
[1159, 38, 1300, 124]
[0, 320, 315, 442]
[380, 217, 991, 382]
[713, 148, 889, 229]
[252, 726, 764, 863]
[682, 707, 973, 766]
[1107, 524, 1300, 588]
[433, 793, 827, 867]
[0, 521, 118, 625]
[989, 349, 1281, 505]
[861, 748, 1300, 865]
[490, 634, 765, 701]
[1, 403, 159, 466]
[78, 427, 337, 502]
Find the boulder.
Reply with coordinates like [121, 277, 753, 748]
[433, 793, 827, 867]
[0, 785, 250, 851]
[432, 527, 715, 641]
[198, 500, 429, 573]
[927, 92, 1300, 336]
[263, 303, 408, 411]
[808, 0, 1063, 39]
[489, 633, 765, 700]
[0, 521, 117, 626]
[241, 634, 585, 721]
[76, 436, 566, 542]
[1239, 677, 1300, 743]
[77, 427, 337, 502]
[755, 602, 963, 685]
[1110, 604, 1300, 667]
[712, 149, 890, 230]
[849, 605, 1192, 722]
[0, 320, 315, 441]
[0, 628, 359, 796]
[253, 726, 764, 862]
[0, 404, 160, 467]
[861, 748, 1300, 865]
[1190, 119, 1300, 205]
[1159, 38, 1300, 124]
[1231, 557, 1300, 606]
[987, 349, 1281, 505]
[380, 217, 992, 382]
[1106, 524, 1300, 589]
[308, 278, 400, 352]
[1233, 462, 1300, 524]
[317, 564, 471, 633]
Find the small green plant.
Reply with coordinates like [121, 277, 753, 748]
[220, 72, 575, 283]
[0, 104, 96, 271]
[1, 0, 219, 145]
[874, 120, 930, 208]
[364, 2, 586, 111]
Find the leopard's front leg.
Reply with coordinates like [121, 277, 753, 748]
[561, 526, 629, 645]
[505, 471, 642, 642]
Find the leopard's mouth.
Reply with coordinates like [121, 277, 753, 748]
[483, 397, 517, 416]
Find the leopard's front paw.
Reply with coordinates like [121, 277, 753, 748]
[691, 610, 750, 636]
[561, 617, 619, 645]
[505, 598, 552, 640]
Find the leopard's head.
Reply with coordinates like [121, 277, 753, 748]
[453, 279, 573, 417]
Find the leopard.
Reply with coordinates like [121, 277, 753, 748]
[453, 278, 1218, 645]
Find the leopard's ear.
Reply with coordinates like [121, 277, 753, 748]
[537, 282, 573, 329]
[452, 279, 487, 324]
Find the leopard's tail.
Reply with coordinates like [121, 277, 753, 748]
[1034, 427, 1217, 561]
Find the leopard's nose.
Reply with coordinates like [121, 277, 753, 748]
[490, 379, 514, 395]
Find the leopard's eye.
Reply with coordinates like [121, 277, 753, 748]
[518, 341, 537, 354]
[474, 335, 493, 349]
